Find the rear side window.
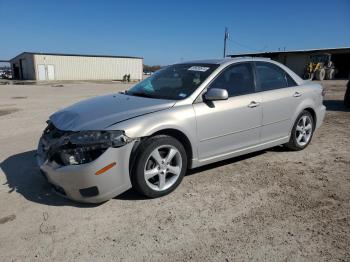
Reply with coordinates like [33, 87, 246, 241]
[286, 73, 297, 87]
[209, 63, 255, 97]
[255, 62, 297, 91]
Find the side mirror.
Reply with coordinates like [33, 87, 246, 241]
[204, 88, 228, 101]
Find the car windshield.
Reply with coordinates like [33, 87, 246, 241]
[126, 63, 219, 100]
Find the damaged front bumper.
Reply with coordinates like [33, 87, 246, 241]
[37, 136, 135, 204]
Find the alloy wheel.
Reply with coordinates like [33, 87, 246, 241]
[144, 145, 182, 191]
[295, 115, 313, 147]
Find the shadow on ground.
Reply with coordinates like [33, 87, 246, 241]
[324, 100, 350, 112]
[117, 149, 268, 200]
[1, 146, 284, 203]
[186, 150, 266, 176]
[0, 150, 98, 207]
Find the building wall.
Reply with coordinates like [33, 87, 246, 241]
[33, 54, 143, 81]
[231, 48, 350, 79]
[283, 54, 309, 77]
[10, 53, 35, 80]
[276, 52, 349, 78]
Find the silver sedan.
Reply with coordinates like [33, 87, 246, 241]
[37, 57, 326, 203]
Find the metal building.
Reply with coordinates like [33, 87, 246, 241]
[229, 47, 350, 79]
[10, 52, 143, 81]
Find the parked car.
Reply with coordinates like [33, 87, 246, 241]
[37, 57, 326, 203]
[0, 69, 12, 79]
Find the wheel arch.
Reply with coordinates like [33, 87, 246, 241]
[151, 128, 193, 169]
[290, 98, 317, 132]
[129, 128, 194, 173]
[303, 107, 317, 127]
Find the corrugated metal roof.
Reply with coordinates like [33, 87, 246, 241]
[229, 47, 350, 57]
[10, 52, 143, 61]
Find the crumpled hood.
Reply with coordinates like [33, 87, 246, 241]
[50, 93, 175, 131]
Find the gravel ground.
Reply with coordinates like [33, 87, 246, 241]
[0, 80, 349, 261]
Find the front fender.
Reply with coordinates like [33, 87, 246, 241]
[106, 105, 198, 162]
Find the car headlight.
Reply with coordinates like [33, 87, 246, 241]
[69, 130, 129, 147]
[58, 130, 131, 166]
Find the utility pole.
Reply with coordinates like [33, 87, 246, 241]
[223, 27, 229, 58]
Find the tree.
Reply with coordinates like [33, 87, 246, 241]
[143, 64, 162, 73]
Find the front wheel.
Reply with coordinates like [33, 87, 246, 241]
[131, 135, 187, 198]
[285, 110, 314, 151]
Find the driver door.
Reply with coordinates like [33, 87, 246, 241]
[193, 62, 262, 161]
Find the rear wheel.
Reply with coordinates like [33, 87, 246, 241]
[131, 135, 187, 198]
[285, 110, 314, 151]
[326, 68, 335, 80]
[315, 68, 325, 81]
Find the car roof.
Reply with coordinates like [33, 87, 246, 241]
[176, 56, 304, 86]
[179, 57, 272, 66]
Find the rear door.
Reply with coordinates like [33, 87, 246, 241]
[193, 62, 263, 161]
[254, 61, 301, 142]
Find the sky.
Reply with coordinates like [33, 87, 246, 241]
[0, 0, 350, 65]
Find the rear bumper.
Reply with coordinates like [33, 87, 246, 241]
[315, 105, 326, 129]
[37, 140, 135, 203]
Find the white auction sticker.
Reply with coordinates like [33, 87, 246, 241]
[188, 66, 210, 72]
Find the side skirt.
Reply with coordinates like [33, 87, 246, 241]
[190, 136, 290, 169]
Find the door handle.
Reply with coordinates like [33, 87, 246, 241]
[293, 91, 302, 97]
[248, 101, 260, 108]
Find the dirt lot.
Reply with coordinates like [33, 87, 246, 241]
[0, 80, 349, 261]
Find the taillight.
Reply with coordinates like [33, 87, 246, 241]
[321, 87, 326, 97]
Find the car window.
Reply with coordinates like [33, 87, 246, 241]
[286, 73, 297, 87]
[209, 63, 255, 97]
[255, 62, 289, 91]
[127, 63, 219, 100]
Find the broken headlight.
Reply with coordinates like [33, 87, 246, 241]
[69, 130, 129, 147]
[57, 130, 131, 166]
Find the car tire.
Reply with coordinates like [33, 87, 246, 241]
[326, 68, 335, 80]
[285, 110, 315, 151]
[315, 68, 325, 81]
[131, 135, 187, 198]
